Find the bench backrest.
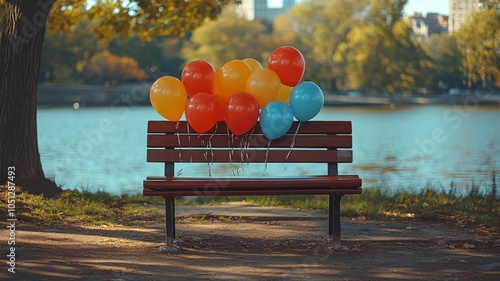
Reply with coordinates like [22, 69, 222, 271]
[147, 121, 353, 176]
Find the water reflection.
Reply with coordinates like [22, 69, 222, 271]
[37, 105, 500, 194]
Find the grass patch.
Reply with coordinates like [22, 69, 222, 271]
[180, 181, 500, 242]
[1, 178, 498, 241]
[183, 186, 499, 224]
[0, 189, 164, 226]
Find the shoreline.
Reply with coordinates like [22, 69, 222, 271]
[37, 83, 500, 108]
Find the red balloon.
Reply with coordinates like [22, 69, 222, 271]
[185, 93, 220, 134]
[224, 92, 260, 136]
[267, 46, 305, 87]
[214, 94, 226, 122]
[181, 60, 215, 96]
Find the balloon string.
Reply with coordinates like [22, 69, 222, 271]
[245, 128, 255, 166]
[239, 137, 245, 167]
[263, 140, 271, 177]
[284, 122, 301, 170]
[201, 138, 212, 177]
[176, 122, 183, 162]
[208, 124, 217, 166]
[227, 128, 236, 176]
[208, 137, 214, 170]
[186, 122, 193, 162]
[236, 136, 248, 175]
[175, 122, 183, 176]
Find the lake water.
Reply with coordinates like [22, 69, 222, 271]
[37, 104, 500, 195]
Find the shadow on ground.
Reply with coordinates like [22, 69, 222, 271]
[1, 203, 499, 280]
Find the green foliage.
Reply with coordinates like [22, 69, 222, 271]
[182, 5, 269, 69]
[39, 18, 186, 84]
[43, 0, 241, 43]
[422, 33, 463, 92]
[40, 18, 105, 83]
[333, 0, 432, 93]
[109, 37, 166, 69]
[3, 190, 164, 225]
[265, 0, 432, 93]
[6, 0, 498, 92]
[455, 9, 500, 89]
[2, 0, 241, 44]
[479, 0, 500, 9]
[277, 0, 368, 90]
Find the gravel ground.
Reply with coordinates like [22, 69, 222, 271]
[1, 202, 499, 280]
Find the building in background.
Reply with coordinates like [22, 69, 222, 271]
[448, 0, 482, 33]
[237, 0, 298, 21]
[408, 12, 448, 39]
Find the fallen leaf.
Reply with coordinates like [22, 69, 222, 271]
[462, 243, 476, 249]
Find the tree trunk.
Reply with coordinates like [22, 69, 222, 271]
[0, 0, 61, 197]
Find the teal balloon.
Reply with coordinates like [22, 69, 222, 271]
[259, 101, 293, 140]
[289, 81, 324, 122]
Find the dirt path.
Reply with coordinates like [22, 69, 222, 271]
[1, 202, 499, 280]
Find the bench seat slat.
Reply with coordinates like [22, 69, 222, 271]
[143, 188, 362, 197]
[147, 134, 352, 149]
[143, 175, 362, 189]
[147, 149, 353, 163]
[148, 121, 352, 134]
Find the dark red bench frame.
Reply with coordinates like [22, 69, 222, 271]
[143, 120, 362, 250]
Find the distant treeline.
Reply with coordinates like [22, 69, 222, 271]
[38, 1, 500, 94]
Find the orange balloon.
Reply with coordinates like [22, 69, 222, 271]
[213, 94, 226, 121]
[185, 93, 220, 134]
[276, 83, 293, 103]
[150, 76, 187, 121]
[246, 68, 281, 108]
[212, 71, 225, 102]
[243, 58, 263, 72]
[213, 60, 252, 104]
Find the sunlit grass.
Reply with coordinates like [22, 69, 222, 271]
[180, 179, 500, 241]
[0, 190, 164, 226]
[1, 177, 498, 241]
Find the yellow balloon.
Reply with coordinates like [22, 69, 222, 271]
[150, 76, 187, 121]
[276, 83, 293, 103]
[212, 60, 252, 105]
[246, 68, 281, 108]
[243, 58, 263, 72]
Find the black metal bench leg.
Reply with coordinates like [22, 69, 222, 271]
[329, 194, 342, 249]
[160, 196, 178, 251]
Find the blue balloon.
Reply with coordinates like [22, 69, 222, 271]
[259, 101, 293, 140]
[289, 81, 324, 122]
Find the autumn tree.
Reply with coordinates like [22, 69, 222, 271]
[275, 0, 368, 90]
[40, 17, 104, 83]
[108, 36, 172, 76]
[182, 5, 268, 69]
[455, 8, 500, 90]
[422, 33, 463, 92]
[0, 0, 240, 197]
[83, 50, 146, 85]
[333, 0, 432, 93]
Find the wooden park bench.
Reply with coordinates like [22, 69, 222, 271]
[143, 120, 362, 250]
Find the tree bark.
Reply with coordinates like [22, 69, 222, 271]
[0, 0, 61, 197]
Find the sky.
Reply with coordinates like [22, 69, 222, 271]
[403, 0, 449, 16]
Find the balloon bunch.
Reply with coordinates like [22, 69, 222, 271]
[149, 46, 324, 140]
